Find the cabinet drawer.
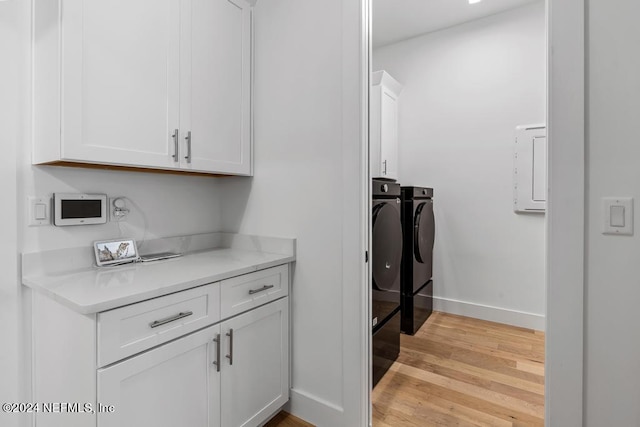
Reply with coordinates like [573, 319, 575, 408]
[97, 283, 220, 367]
[221, 265, 289, 319]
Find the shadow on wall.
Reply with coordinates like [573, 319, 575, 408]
[219, 176, 253, 233]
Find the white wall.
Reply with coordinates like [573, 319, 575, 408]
[21, 167, 223, 254]
[373, 2, 546, 329]
[0, 1, 26, 426]
[219, 0, 367, 425]
[584, 1, 640, 425]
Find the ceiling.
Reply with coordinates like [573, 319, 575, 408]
[373, 0, 540, 48]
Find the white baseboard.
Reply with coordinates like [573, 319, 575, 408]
[286, 388, 344, 426]
[433, 296, 546, 331]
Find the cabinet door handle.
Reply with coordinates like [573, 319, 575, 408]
[225, 329, 234, 365]
[149, 311, 193, 328]
[383, 160, 387, 175]
[172, 129, 179, 162]
[184, 131, 192, 164]
[212, 334, 221, 372]
[248, 284, 274, 295]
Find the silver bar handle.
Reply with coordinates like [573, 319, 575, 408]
[248, 284, 274, 295]
[212, 334, 221, 372]
[226, 329, 233, 365]
[149, 311, 193, 328]
[172, 129, 179, 162]
[184, 131, 192, 163]
[383, 160, 387, 175]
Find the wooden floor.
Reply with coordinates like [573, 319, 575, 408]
[267, 312, 545, 427]
[264, 411, 314, 427]
[373, 312, 545, 427]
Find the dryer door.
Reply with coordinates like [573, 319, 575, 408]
[372, 202, 403, 292]
[414, 200, 435, 264]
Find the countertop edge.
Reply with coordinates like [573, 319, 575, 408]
[23, 255, 295, 315]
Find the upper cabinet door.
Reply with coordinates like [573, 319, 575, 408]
[379, 85, 399, 180]
[60, 0, 182, 169]
[180, 0, 252, 175]
[370, 71, 402, 181]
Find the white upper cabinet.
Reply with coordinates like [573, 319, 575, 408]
[33, 0, 253, 176]
[370, 71, 403, 181]
[59, 0, 181, 170]
[181, 0, 252, 174]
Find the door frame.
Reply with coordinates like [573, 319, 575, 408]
[357, 0, 585, 425]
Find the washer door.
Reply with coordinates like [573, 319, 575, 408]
[414, 201, 435, 264]
[372, 202, 403, 292]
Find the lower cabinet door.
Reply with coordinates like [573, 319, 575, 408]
[97, 324, 221, 427]
[220, 297, 289, 427]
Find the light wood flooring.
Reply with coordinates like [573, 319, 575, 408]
[268, 311, 545, 427]
[265, 411, 315, 427]
[373, 312, 545, 427]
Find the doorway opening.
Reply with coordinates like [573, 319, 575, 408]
[368, 1, 550, 424]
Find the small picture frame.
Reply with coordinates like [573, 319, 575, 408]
[94, 238, 139, 267]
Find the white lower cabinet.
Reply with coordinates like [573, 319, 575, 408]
[98, 325, 221, 427]
[97, 297, 288, 427]
[221, 298, 289, 427]
[31, 264, 290, 427]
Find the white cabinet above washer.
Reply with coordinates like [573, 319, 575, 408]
[370, 71, 403, 181]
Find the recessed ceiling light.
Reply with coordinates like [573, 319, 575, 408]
[469, 0, 482, 4]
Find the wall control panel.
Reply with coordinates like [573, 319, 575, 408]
[54, 193, 108, 226]
[28, 194, 135, 226]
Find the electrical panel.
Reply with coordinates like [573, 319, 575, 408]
[514, 124, 547, 213]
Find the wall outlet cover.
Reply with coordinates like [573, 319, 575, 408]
[109, 197, 129, 222]
[28, 196, 50, 227]
[602, 197, 633, 236]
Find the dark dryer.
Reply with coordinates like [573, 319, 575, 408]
[371, 179, 402, 387]
[401, 186, 435, 335]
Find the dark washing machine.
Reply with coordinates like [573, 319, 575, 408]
[401, 186, 435, 335]
[371, 179, 402, 387]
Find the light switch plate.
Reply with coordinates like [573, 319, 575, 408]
[603, 197, 633, 235]
[28, 196, 50, 226]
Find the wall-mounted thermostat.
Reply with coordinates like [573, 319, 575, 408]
[53, 193, 107, 226]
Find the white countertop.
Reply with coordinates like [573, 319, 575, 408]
[22, 233, 295, 314]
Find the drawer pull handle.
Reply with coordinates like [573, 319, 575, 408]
[226, 329, 234, 365]
[248, 285, 274, 295]
[212, 334, 221, 372]
[149, 311, 193, 328]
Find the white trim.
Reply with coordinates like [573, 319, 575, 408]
[287, 389, 344, 427]
[341, 0, 371, 426]
[545, 0, 585, 425]
[362, 0, 372, 425]
[433, 297, 546, 331]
